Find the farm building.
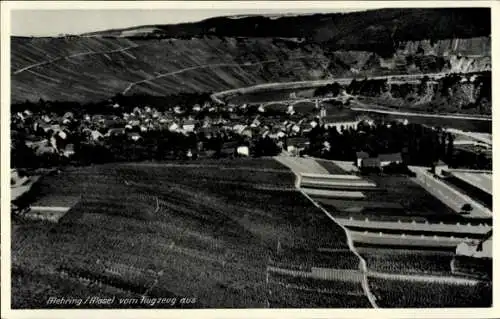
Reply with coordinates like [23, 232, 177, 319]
[182, 120, 196, 132]
[379, 153, 403, 167]
[356, 151, 370, 167]
[220, 141, 241, 157]
[361, 157, 381, 169]
[357, 152, 403, 169]
[237, 146, 250, 157]
[286, 137, 309, 156]
[432, 160, 449, 176]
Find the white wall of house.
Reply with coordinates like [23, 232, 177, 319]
[237, 146, 249, 157]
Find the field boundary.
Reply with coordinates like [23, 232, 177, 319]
[299, 183, 379, 308]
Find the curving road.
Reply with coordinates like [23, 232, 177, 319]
[13, 44, 141, 75]
[350, 105, 492, 121]
[121, 56, 329, 95]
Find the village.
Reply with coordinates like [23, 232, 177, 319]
[10, 94, 369, 166]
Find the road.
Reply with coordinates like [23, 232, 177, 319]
[350, 98, 491, 121]
[350, 106, 492, 121]
[409, 166, 491, 218]
[122, 55, 330, 95]
[212, 71, 451, 102]
[13, 44, 141, 75]
[445, 128, 492, 146]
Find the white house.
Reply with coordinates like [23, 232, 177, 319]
[90, 130, 103, 141]
[57, 130, 67, 140]
[182, 120, 196, 132]
[62, 144, 75, 157]
[168, 122, 179, 132]
[432, 160, 449, 176]
[128, 132, 142, 142]
[237, 146, 250, 157]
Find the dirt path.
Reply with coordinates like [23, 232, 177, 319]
[351, 100, 491, 121]
[122, 162, 289, 173]
[13, 44, 141, 75]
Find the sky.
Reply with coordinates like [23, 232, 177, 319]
[11, 8, 364, 37]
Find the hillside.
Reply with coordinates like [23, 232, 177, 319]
[12, 159, 366, 308]
[11, 8, 491, 105]
[83, 8, 490, 46]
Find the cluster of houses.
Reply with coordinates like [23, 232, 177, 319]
[12, 110, 76, 157]
[11, 98, 372, 160]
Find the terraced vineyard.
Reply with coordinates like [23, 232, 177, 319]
[11, 37, 344, 103]
[11, 157, 493, 308]
[277, 155, 492, 307]
[12, 158, 364, 308]
[359, 248, 456, 276]
[11, 34, 491, 104]
[314, 174, 461, 224]
[369, 277, 492, 308]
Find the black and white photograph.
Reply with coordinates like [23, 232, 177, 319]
[1, 1, 496, 316]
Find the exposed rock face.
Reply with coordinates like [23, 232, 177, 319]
[341, 72, 491, 114]
[380, 36, 491, 73]
[396, 37, 490, 56]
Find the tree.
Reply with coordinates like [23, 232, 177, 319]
[446, 133, 455, 163]
[253, 136, 280, 157]
[461, 203, 473, 215]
